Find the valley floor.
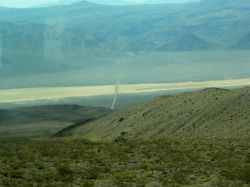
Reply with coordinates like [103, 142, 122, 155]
[0, 138, 250, 186]
[1, 78, 250, 103]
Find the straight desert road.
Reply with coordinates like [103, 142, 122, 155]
[1, 78, 250, 103]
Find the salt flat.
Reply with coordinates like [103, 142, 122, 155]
[1, 78, 250, 103]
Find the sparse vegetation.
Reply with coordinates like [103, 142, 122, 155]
[68, 87, 250, 141]
[0, 0, 250, 186]
[0, 138, 250, 186]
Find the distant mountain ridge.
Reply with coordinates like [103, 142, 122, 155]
[0, 0, 249, 52]
[0, 0, 250, 84]
[31, 0, 202, 7]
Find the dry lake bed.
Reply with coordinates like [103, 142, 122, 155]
[1, 78, 250, 104]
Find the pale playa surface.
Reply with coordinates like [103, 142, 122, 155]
[1, 78, 250, 103]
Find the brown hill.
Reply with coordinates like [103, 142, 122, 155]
[65, 87, 250, 141]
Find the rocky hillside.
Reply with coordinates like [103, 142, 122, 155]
[63, 87, 250, 140]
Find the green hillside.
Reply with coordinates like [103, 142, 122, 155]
[64, 87, 250, 140]
[1, 87, 249, 186]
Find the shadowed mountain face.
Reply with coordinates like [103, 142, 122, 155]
[0, 105, 111, 138]
[64, 87, 250, 141]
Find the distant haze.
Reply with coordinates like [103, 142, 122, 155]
[0, 0, 200, 8]
[0, 0, 250, 89]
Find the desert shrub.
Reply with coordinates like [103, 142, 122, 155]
[171, 172, 188, 185]
[237, 164, 250, 183]
[0, 138, 250, 186]
[56, 163, 75, 182]
[246, 154, 250, 163]
[84, 165, 104, 180]
[145, 181, 163, 187]
[77, 179, 93, 187]
[113, 171, 137, 184]
[93, 179, 117, 187]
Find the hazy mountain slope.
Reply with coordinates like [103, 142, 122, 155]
[0, 0, 250, 51]
[0, 22, 116, 78]
[65, 87, 250, 140]
[233, 33, 250, 49]
[0, 22, 102, 49]
[0, 105, 111, 138]
[124, 31, 214, 51]
[200, 0, 250, 8]
[1, 0, 250, 87]
[158, 32, 214, 51]
[87, 0, 199, 5]
[144, 0, 199, 4]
